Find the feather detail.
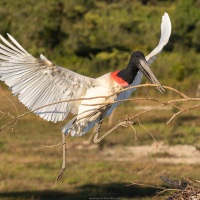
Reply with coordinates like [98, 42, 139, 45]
[0, 34, 99, 123]
[111, 70, 129, 87]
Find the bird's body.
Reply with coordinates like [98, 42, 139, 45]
[0, 13, 171, 138]
[67, 72, 122, 136]
[62, 49, 166, 136]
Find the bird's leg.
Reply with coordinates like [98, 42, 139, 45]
[93, 117, 135, 143]
[96, 117, 104, 135]
[93, 117, 104, 143]
[56, 132, 66, 182]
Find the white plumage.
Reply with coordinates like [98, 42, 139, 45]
[0, 13, 171, 137]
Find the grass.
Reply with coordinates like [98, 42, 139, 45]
[0, 88, 200, 199]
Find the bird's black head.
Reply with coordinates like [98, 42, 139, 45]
[128, 51, 165, 93]
[129, 51, 145, 64]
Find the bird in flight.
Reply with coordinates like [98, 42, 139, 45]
[0, 13, 171, 180]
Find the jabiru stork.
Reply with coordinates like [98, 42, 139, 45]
[0, 13, 171, 180]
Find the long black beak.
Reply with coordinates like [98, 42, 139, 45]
[138, 59, 165, 93]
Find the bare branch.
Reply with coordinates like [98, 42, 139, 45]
[93, 119, 135, 143]
[167, 103, 200, 124]
[0, 84, 200, 139]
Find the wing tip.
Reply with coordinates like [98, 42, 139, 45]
[40, 54, 53, 66]
[162, 12, 171, 30]
[160, 12, 172, 44]
[0, 34, 5, 40]
[145, 12, 171, 62]
[163, 12, 169, 17]
[0, 33, 12, 40]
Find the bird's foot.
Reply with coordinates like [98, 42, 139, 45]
[56, 167, 66, 182]
[118, 116, 135, 127]
[56, 132, 67, 182]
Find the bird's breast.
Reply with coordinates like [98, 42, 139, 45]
[77, 73, 123, 121]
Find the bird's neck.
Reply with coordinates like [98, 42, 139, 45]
[111, 62, 139, 87]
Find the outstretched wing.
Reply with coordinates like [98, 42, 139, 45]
[106, 12, 171, 116]
[146, 12, 171, 64]
[0, 34, 98, 122]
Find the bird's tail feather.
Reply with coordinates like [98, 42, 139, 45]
[61, 116, 77, 136]
[61, 116, 100, 137]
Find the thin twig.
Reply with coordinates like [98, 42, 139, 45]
[136, 118, 158, 175]
[125, 181, 165, 189]
[137, 118, 157, 143]
[129, 123, 138, 140]
[167, 103, 200, 124]
[0, 89, 19, 116]
[137, 161, 157, 175]
[42, 134, 69, 148]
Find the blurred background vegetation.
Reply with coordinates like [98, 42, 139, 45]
[0, 0, 200, 94]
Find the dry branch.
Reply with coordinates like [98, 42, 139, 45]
[0, 83, 199, 135]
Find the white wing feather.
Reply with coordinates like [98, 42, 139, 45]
[106, 12, 171, 116]
[146, 12, 171, 64]
[0, 34, 98, 122]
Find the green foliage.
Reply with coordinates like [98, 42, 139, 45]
[172, 0, 200, 51]
[0, 0, 199, 92]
